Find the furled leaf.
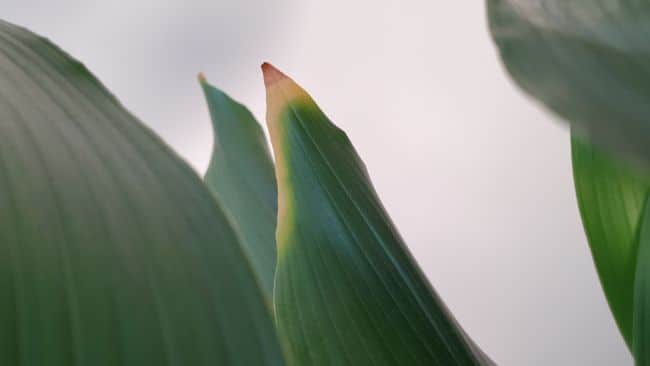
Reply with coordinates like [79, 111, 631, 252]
[488, 0, 650, 165]
[263, 63, 493, 365]
[200, 76, 278, 302]
[572, 134, 650, 349]
[634, 197, 650, 365]
[0, 19, 284, 365]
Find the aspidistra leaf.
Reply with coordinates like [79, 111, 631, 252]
[572, 134, 650, 349]
[0, 19, 284, 365]
[263, 63, 493, 365]
[200, 76, 278, 301]
[635, 197, 650, 364]
[489, 0, 650, 165]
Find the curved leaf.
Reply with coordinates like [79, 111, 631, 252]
[263, 63, 492, 365]
[0, 19, 284, 365]
[572, 134, 650, 349]
[488, 0, 650, 165]
[200, 76, 278, 301]
[634, 197, 650, 364]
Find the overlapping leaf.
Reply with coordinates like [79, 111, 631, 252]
[0, 19, 284, 365]
[488, 0, 650, 165]
[572, 135, 650, 349]
[200, 77, 278, 301]
[263, 63, 493, 365]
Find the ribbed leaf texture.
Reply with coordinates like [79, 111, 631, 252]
[572, 135, 650, 350]
[263, 63, 493, 366]
[0, 19, 284, 365]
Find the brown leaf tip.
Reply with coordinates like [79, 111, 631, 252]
[198, 72, 207, 84]
[262, 62, 288, 87]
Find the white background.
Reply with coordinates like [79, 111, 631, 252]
[5, 1, 631, 364]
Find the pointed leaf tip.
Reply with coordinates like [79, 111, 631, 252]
[200, 75, 279, 303]
[262, 65, 313, 178]
[198, 72, 207, 84]
[262, 62, 288, 87]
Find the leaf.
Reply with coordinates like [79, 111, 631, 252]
[488, 0, 650, 165]
[634, 197, 650, 365]
[572, 134, 650, 349]
[262, 63, 493, 365]
[0, 19, 284, 365]
[200, 76, 278, 302]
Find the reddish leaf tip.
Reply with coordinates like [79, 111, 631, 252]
[262, 62, 288, 87]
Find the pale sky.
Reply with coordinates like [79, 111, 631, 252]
[4, 1, 631, 364]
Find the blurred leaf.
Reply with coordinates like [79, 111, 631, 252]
[263, 63, 493, 365]
[572, 134, 650, 349]
[488, 0, 650, 165]
[0, 19, 284, 365]
[634, 197, 650, 364]
[200, 77, 278, 302]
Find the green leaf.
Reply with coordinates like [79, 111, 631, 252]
[0, 19, 284, 365]
[200, 76, 278, 302]
[572, 134, 650, 350]
[634, 197, 650, 365]
[488, 0, 650, 165]
[262, 63, 493, 365]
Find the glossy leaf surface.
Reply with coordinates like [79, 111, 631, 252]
[263, 63, 492, 365]
[0, 20, 284, 365]
[200, 77, 278, 301]
[489, 0, 650, 165]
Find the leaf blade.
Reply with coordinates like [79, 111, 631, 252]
[635, 197, 650, 364]
[200, 77, 278, 301]
[488, 0, 650, 165]
[572, 133, 650, 349]
[263, 63, 492, 365]
[0, 19, 284, 365]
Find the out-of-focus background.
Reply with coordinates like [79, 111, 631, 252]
[4, 1, 631, 365]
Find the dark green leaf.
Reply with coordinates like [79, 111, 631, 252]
[572, 134, 650, 349]
[635, 197, 650, 365]
[489, 0, 650, 165]
[263, 63, 493, 365]
[200, 77, 278, 302]
[0, 19, 284, 365]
